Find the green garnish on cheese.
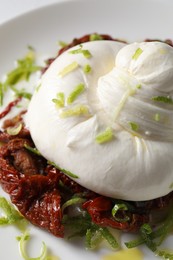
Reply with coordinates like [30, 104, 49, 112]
[152, 95, 173, 104]
[58, 61, 79, 77]
[95, 127, 113, 144]
[69, 45, 92, 59]
[154, 113, 160, 122]
[129, 122, 139, 132]
[67, 83, 85, 104]
[83, 64, 92, 74]
[132, 48, 143, 60]
[60, 104, 89, 118]
[52, 92, 65, 108]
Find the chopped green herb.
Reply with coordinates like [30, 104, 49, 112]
[35, 83, 41, 92]
[60, 168, 79, 179]
[83, 64, 92, 74]
[17, 231, 47, 260]
[86, 228, 103, 250]
[69, 45, 92, 59]
[52, 92, 65, 108]
[67, 83, 85, 104]
[136, 84, 141, 89]
[140, 224, 157, 252]
[24, 144, 42, 156]
[132, 48, 143, 60]
[154, 113, 160, 122]
[7, 51, 40, 85]
[99, 227, 119, 249]
[58, 41, 68, 47]
[7, 123, 22, 136]
[10, 86, 32, 100]
[89, 33, 103, 41]
[169, 182, 173, 189]
[129, 122, 139, 132]
[0, 47, 41, 106]
[152, 96, 173, 104]
[112, 203, 130, 222]
[125, 207, 173, 259]
[0, 197, 24, 225]
[62, 197, 86, 213]
[48, 161, 79, 179]
[58, 61, 79, 77]
[60, 104, 89, 118]
[63, 214, 119, 249]
[95, 127, 113, 144]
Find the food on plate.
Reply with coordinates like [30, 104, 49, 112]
[1, 34, 173, 258]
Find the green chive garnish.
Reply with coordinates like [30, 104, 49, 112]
[69, 45, 92, 59]
[112, 203, 130, 222]
[95, 127, 113, 144]
[67, 83, 85, 104]
[83, 64, 92, 74]
[152, 96, 173, 104]
[0, 197, 24, 225]
[24, 144, 42, 156]
[60, 105, 89, 118]
[48, 161, 79, 179]
[136, 84, 141, 89]
[154, 113, 160, 122]
[129, 122, 139, 132]
[58, 61, 79, 77]
[0, 47, 41, 106]
[132, 48, 143, 60]
[62, 197, 86, 213]
[52, 92, 65, 108]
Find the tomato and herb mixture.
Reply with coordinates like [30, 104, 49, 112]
[0, 34, 173, 259]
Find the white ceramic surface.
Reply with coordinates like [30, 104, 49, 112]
[0, 0, 173, 259]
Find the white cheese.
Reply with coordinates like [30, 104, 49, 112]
[26, 40, 173, 201]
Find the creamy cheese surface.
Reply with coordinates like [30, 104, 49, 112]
[26, 40, 173, 201]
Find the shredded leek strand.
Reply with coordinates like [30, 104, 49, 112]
[132, 48, 143, 60]
[17, 231, 47, 260]
[67, 83, 85, 104]
[24, 144, 42, 156]
[69, 45, 92, 59]
[0, 197, 24, 225]
[62, 197, 86, 213]
[60, 105, 89, 118]
[0, 47, 41, 106]
[83, 64, 92, 74]
[58, 61, 79, 77]
[52, 92, 65, 108]
[112, 203, 130, 222]
[95, 127, 113, 144]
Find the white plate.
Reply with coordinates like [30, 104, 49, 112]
[0, 0, 173, 259]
